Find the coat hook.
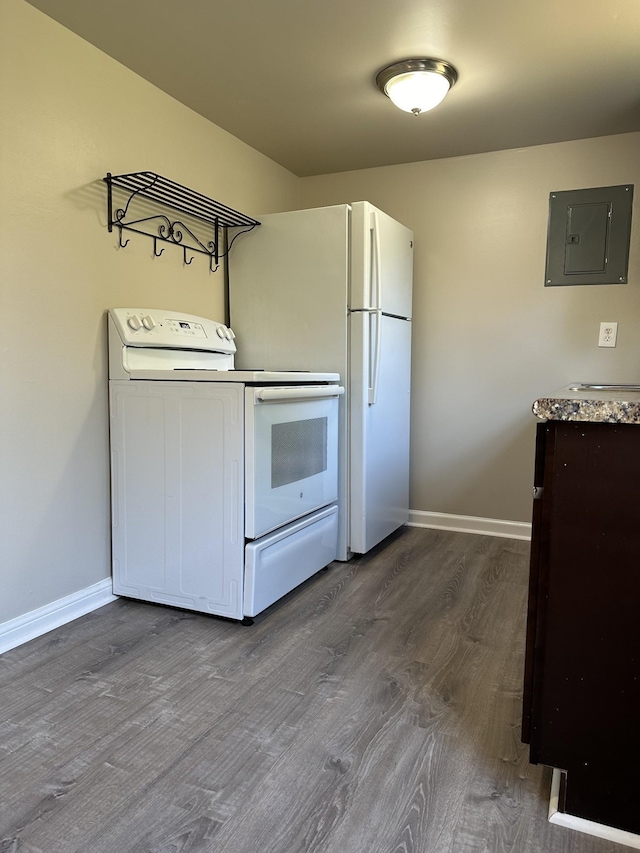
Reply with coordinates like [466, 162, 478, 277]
[153, 236, 165, 257]
[118, 227, 130, 249]
[183, 247, 194, 266]
[209, 254, 219, 273]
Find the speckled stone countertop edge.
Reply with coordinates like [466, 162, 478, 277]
[532, 394, 640, 424]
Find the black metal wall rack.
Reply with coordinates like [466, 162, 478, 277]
[104, 171, 260, 270]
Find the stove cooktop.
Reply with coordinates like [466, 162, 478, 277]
[126, 368, 340, 383]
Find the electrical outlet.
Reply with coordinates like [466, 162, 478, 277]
[598, 322, 618, 348]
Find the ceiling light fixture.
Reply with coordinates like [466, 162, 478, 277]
[376, 58, 458, 116]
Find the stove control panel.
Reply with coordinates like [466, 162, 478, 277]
[110, 308, 236, 353]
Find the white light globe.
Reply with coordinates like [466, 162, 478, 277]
[385, 70, 451, 114]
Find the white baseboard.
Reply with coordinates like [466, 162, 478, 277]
[0, 579, 117, 656]
[549, 768, 640, 849]
[408, 510, 531, 541]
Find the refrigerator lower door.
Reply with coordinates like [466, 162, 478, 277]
[349, 312, 411, 553]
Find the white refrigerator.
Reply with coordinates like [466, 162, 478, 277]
[229, 202, 413, 560]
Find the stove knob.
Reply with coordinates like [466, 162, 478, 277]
[127, 314, 142, 331]
[142, 315, 156, 331]
[224, 328, 232, 340]
[216, 326, 226, 339]
[228, 328, 236, 339]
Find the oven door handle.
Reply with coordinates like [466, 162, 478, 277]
[254, 386, 345, 403]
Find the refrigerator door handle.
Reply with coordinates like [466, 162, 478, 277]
[368, 308, 382, 405]
[370, 210, 382, 311]
[367, 209, 383, 405]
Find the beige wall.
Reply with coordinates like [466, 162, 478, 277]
[0, 0, 298, 624]
[299, 135, 640, 523]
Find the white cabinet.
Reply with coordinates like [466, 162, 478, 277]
[110, 381, 245, 620]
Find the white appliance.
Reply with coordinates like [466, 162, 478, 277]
[229, 202, 413, 559]
[108, 308, 343, 622]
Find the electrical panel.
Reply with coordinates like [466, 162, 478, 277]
[544, 185, 633, 286]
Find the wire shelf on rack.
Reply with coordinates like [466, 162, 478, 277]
[104, 171, 260, 270]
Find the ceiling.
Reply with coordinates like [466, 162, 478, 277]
[26, 0, 640, 177]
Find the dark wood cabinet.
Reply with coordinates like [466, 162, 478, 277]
[522, 420, 640, 834]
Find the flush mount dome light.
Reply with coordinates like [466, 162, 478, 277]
[376, 58, 458, 115]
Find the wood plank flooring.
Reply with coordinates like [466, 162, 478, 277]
[0, 528, 629, 852]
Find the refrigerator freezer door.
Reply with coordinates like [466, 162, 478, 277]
[349, 312, 412, 553]
[350, 202, 414, 318]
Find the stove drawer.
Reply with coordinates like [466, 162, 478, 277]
[243, 504, 338, 617]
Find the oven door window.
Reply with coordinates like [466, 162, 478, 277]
[271, 417, 327, 488]
[245, 389, 339, 540]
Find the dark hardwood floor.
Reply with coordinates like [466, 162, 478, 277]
[0, 528, 629, 852]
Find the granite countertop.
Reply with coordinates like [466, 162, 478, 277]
[533, 384, 640, 424]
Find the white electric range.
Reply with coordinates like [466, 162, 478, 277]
[108, 308, 343, 622]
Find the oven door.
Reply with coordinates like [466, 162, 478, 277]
[245, 385, 343, 539]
